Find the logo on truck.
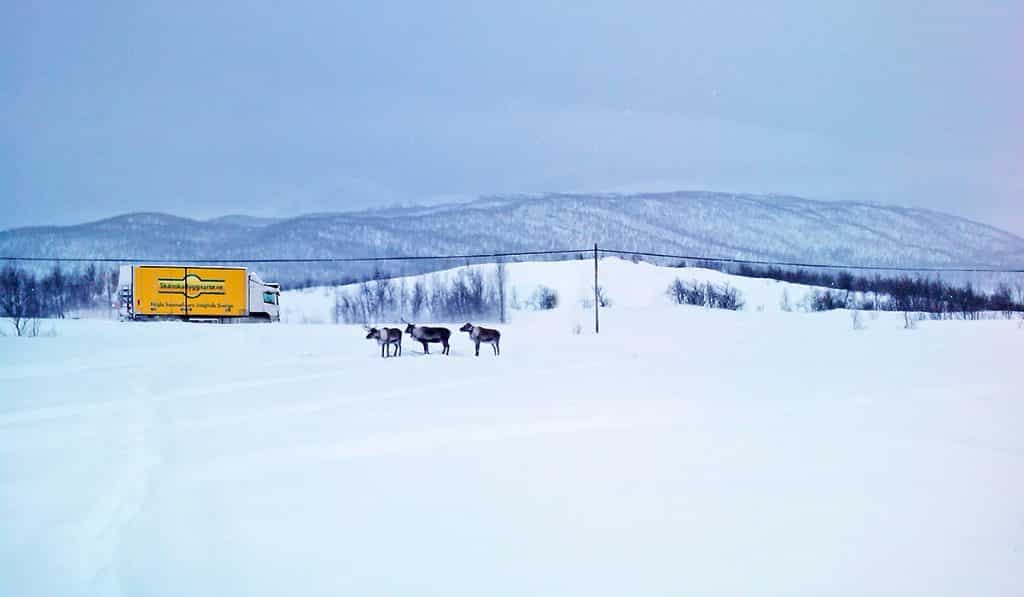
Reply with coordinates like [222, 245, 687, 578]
[158, 273, 227, 299]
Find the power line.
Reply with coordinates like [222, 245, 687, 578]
[1, 247, 1023, 274]
[597, 248, 1024, 274]
[0, 248, 587, 264]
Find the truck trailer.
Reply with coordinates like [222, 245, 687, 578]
[118, 265, 280, 322]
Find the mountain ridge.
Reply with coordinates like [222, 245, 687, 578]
[3, 192, 1023, 285]
[5, 193, 1021, 243]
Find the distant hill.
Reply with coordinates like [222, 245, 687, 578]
[205, 215, 284, 228]
[3, 192, 1023, 286]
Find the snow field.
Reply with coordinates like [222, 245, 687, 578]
[280, 257, 818, 326]
[1, 259, 1021, 596]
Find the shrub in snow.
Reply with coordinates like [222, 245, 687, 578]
[581, 285, 612, 309]
[806, 290, 848, 312]
[529, 286, 559, 310]
[667, 279, 702, 306]
[716, 284, 745, 311]
[666, 278, 745, 311]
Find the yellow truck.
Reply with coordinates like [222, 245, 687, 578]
[117, 265, 280, 322]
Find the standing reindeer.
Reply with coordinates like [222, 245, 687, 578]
[365, 326, 402, 358]
[460, 323, 501, 356]
[402, 319, 451, 355]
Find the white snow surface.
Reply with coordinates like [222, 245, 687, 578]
[1, 259, 1021, 596]
[281, 258, 818, 325]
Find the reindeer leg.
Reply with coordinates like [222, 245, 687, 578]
[421, 341, 429, 354]
[493, 342, 498, 356]
[474, 340, 480, 356]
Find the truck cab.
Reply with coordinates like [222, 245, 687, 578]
[248, 272, 280, 322]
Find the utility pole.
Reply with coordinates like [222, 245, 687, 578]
[594, 243, 600, 334]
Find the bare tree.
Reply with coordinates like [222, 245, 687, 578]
[41, 264, 67, 319]
[411, 279, 427, 318]
[398, 276, 409, 319]
[779, 288, 792, 312]
[368, 268, 394, 321]
[0, 264, 42, 337]
[104, 267, 118, 319]
[333, 288, 341, 324]
[495, 260, 507, 323]
[358, 281, 374, 323]
[76, 263, 99, 312]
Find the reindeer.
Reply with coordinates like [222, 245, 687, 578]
[365, 326, 402, 358]
[459, 323, 501, 356]
[402, 319, 451, 355]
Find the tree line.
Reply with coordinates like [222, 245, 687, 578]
[0, 263, 119, 335]
[730, 263, 1024, 318]
[333, 265, 509, 324]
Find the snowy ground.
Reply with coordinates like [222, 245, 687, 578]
[1, 260, 1021, 596]
[279, 258, 821, 325]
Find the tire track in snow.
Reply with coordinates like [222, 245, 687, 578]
[173, 358, 612, 431]
[184, 412, 675, 485]
[0, 353, 363, 429]
[0, 399, 129, 429]
[48, 394, 161, 597]
[176, 359, 637, 483]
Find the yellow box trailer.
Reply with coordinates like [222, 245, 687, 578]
[118, 265, 279, 322]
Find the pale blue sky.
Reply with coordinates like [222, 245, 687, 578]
[2, 1, 1022, 233]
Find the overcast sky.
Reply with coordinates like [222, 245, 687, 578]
[2, 1, 1022, 234]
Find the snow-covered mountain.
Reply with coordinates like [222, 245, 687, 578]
[3, 192, 1023, 285]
